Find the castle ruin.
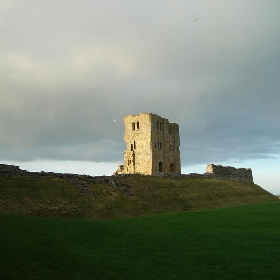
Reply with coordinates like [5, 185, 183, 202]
[115, 113, 181, 175]
[205, 164, 253, 183]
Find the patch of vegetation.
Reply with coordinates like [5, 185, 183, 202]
[0, 176, 278, 219]
[1, 202, 280, 279]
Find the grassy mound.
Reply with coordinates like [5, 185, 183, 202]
[0, 176, 277, 219]
[1, 202, 280, 279]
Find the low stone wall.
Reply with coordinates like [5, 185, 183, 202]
[0, 162, 254, 192]
[0, 164, 22, 174]
[0, 164, 112, 199]
[205, 164, 253, 183]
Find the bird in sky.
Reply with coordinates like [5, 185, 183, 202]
[193, 18, 198, 22]
[113, 119, 116, 122]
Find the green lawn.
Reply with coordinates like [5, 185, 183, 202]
[1, 202, 279, 279]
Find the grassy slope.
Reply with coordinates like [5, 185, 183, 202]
[0, 176, 278, 219]
[1, 202, 280, 280]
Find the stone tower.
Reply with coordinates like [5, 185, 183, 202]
[115, 113, 181, 175]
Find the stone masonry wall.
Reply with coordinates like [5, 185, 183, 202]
[0, 164, 22, 174]
[205, 164, 253, 183]
[123, 113, 153, 174]
[150, 114, 181, 174]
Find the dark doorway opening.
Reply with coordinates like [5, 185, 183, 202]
[159, 162, 163, 172]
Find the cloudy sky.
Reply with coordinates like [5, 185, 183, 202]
[1, 1, 280, 194]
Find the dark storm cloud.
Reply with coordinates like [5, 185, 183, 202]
[1, 0, 280, 166]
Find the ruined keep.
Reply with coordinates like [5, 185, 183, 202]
[115, 113, 181, 175]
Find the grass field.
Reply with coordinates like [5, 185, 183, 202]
[0, 176, 278, 219]
[1, 202, 280, 280]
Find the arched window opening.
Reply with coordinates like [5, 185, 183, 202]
[137, 121, 140, 129]
[134, 141, 136, 149]
[159, 162, 163, 172]
[157, 121, 159, 130]
[132, 122, 135, 130]
[160, 122, 163, 131]
[131, 144, 133, 151]
[170, 163, 174, 173]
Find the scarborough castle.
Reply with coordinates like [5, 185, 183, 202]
[115, 112, 253, 183]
